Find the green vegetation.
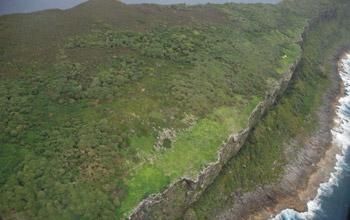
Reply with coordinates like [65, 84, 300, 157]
[0, 0, 340, 219]
[191, 1, 350, 218]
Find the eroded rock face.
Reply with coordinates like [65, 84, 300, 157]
[128, 8, 337, 220]
[218, 45, 349, 220]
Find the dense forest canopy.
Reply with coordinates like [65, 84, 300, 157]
[0, 0, 343, 219]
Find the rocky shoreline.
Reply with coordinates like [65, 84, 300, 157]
[216, 47, 350, 220]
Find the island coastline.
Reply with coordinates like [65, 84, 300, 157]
[216, 47, 350, 220]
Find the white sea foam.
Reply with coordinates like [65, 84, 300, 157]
[271, 54, 350, 220]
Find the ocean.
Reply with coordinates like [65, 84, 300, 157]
[272, 54, 350, 220]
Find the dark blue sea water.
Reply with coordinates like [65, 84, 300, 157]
[316, 151, 350, 220]
[273, 55, 350, 220]
[0, 0, 280, 15]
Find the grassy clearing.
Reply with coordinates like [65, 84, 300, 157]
[117, 99, 260, 218]
[276, 44, 301, 74]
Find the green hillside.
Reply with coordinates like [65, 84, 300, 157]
[191, 1, 350, 219]
[0, 0, 338, 219]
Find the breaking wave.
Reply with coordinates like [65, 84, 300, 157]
[272, 54, 350, 220]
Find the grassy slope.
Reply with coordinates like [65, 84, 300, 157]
[0, 0, 335, 219]
[191, 1, 350, 218]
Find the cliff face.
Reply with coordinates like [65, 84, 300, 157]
[128, 64, 298, 220]
[217, 31, 350, 220]
[128, 8, 338, 220]
[129, 58, 300, 220]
